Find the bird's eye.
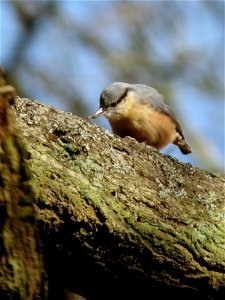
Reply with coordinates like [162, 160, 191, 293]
[110, 102, 117, 107]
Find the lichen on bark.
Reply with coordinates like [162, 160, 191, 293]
[12, 96, 225, 300]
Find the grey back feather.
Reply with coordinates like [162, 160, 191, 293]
[131, 84, 185, 138]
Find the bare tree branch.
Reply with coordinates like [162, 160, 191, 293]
[11, 96, 225, 300]
[0, 70, 47, 300]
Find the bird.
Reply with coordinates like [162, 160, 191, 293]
[87, 82, 192, 154]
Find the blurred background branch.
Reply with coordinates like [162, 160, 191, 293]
[1, 0, 224, 172]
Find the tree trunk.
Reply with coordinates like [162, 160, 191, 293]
[0, 73, 47, 299]
[10, 96, 225, 300]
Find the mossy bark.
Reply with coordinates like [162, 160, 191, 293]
[12, 97, 225, 300]
[0, 75, 47, 299]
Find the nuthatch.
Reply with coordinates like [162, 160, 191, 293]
[87, 82, 192, 154]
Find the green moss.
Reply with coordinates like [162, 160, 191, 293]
[57, 138, 81, 156]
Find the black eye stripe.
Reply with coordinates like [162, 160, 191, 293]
[110, 88, 130, 107]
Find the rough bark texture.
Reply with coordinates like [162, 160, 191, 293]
[12, 97, 225, 300]
[0, 75, 47, 299]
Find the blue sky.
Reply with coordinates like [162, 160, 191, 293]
[0, 1, 224, 172]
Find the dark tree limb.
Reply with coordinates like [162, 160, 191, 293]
[11, 96, 225, 300]
[0, 70, 47, 299]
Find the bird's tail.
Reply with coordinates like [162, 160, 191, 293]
[174, 139, 192, 155]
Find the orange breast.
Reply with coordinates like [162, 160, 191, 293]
[108, 103, 177, 149]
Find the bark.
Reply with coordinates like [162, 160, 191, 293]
[0, 72, 47, 299]
[11, 96, 225, 300]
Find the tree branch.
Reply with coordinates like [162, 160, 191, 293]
[0, 72, 47, 299]
[13, 97, 225, 300]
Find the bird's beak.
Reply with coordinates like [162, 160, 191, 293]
[86, 107, 105, 120]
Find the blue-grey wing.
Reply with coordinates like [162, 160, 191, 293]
[132, 84, 185, 138]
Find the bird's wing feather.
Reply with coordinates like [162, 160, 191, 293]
[132, 84, 185, 138]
